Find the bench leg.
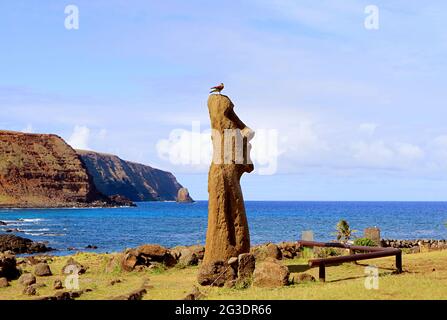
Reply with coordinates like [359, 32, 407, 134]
[319, 264, 326, 282]
[396, 252, 402, 273]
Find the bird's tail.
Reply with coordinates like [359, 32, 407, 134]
[210, 89, 217, 93]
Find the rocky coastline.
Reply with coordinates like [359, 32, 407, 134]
[0, 234, 53, 255]
[0, 130, 191, 209]
[1, 237, 447, 299]
[381, 238, 447, 252]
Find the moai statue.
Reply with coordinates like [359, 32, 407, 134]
[364, 227, 381, 246]
[202, 94, 254, 265]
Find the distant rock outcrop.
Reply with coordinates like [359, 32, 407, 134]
[176, 188, 193, 203]
[77, 150, 189, 202]
[0, 130, 120, 208]
[0, 234, 53, 254]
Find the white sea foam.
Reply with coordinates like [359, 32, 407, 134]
[21, 228, 50, 232]
[24, 232, 64, 237]
[20, 218, 44, 222]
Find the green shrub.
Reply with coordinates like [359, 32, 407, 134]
[150, 264, 166, 274]
[301, 247, 314, 259]
[314, 247, 342, 258]
[353, 238, 377, 247]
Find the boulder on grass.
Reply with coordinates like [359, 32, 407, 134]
[34, 262, 52, 276]
[197, 261, 236, 287]
[253, 259, 289, 287]
[252, 243, 282, 261]
[136, 244, 177, 267]
[190, 245, 205, 260]
[178, 248, 199, 266]
[111, 288, 147, 300]
[53, 279, 64, 290]
[121, 250, 138, 272]
[183, 286, 204, 300]
[137, 244, 167, 261]
[0, 277, 9, 288]
[290, 273, 316, 284]
[19, 273, 36, 286]
[163, 252, 178, 267]
[237, 253, 256, 282]
[0, 252, 20, 280]
[23, 285, 37, 296]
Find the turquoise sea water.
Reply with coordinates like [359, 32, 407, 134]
[1, 201, 447, 255]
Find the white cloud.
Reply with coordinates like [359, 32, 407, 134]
[156, 128, 212, 172]
[358, 123, 378, 136]
[397, 143, 424, 161]
[68, 125, 90, 150]
[351, 140, 394, 167]
[350, 140, 425, 170]
[156, 124, 283, 175]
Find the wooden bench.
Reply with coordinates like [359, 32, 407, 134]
[297, 240, 402, 282]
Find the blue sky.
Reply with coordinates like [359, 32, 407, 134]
[1, 1, 447, 200]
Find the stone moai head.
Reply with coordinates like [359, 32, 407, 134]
[208, 94, 254, 174]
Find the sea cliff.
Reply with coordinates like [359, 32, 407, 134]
[77, 150, 188, 202]
[0, 130, 191, 208]
[0, 130, 115, 208]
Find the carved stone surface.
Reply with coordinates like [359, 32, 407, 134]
[364, 227, 381, 245]
[202, 94, 254, 265]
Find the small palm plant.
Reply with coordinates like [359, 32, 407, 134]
[334, 220, 357, 243]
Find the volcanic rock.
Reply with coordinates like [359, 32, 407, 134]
[290, 273, 316, 284]
[178, 248, 199, 266]
[53, 280, 63, 290]
[176, 188, 194, 203]
[34, 262, 52, 276]
[202, 94, 254, 265]
[77, 150, 188, 202]
[137, 244, 167, 260]
[0, 277, 9, 288]
[121, 251, 138, 272]
[23, 285, 37, 296]
[18, 273, 36, 286]
[108, 195, 136, 207]
[183, 286, 204, 300]
[253, 259, 290, 288]
[237, 253, 256, 283]
[111, 288, 147, 300]
[0, 251, 20, 280]
[0, 130, 118, 208]
[0, 234, 52, 254]
[252, 243, 282, 261]
[197, 260, 237, 287]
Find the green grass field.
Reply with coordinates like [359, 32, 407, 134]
[1, 249, 447, 300]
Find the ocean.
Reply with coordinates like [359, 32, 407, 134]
[1, 201, 447, 255]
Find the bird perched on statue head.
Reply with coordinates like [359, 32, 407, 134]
[210, 83, 224, 94]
